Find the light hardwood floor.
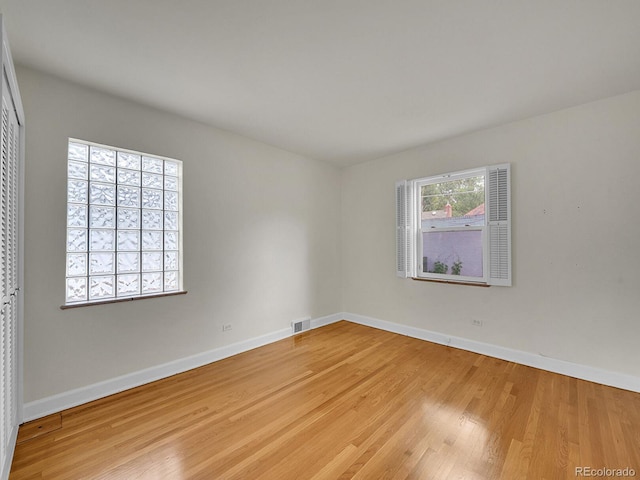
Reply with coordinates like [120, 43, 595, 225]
[10, 321, 640, 479]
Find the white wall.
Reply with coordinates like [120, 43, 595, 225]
[18, 66, 342, 404]
[17, 61, 640, 408]
[342, 90, 640, 377]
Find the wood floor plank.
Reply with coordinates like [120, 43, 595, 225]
[10, 321, 640, 479]
[16, 413, 61, 444]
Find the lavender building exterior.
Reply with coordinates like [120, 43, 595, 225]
[421, 204, 485, 278]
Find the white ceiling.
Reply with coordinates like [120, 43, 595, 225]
[2, 1, 640, 166]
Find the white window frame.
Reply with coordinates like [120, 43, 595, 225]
[64, 139, 185, 307]
[415, 168, 487, 283]
[396, 163, 511, 286]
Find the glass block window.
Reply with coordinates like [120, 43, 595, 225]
[65, 139, 183, 305]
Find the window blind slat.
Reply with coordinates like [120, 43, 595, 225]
[396, 180, 408, 277]
[487, 164, 511, 286]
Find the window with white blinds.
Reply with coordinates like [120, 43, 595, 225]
[396, 164, 511, 286]
[65, 139, 184, 305]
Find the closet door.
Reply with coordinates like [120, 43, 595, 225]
[0, 17, 23, 479]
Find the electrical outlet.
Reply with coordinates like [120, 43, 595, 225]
[471, 319, 483, 327]
[222, 324, 232, 332]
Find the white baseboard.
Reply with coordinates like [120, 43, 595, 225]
[23, 310, 639, 422]
[23, 313, 344, 422]
[311, 312, 344, 329]
[342, 312, 640, 393]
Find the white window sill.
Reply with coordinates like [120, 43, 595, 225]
[411, 277, 490, 287]
[60, 290, 188, 309]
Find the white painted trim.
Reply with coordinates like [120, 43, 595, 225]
[343, 312, 640, 393]
[311, 312, 344, 329]
[24, 310, 638, 423]
[1, 15, 25, 480]
[0, 426, 17, 480]
[23, 313, 344, 422]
